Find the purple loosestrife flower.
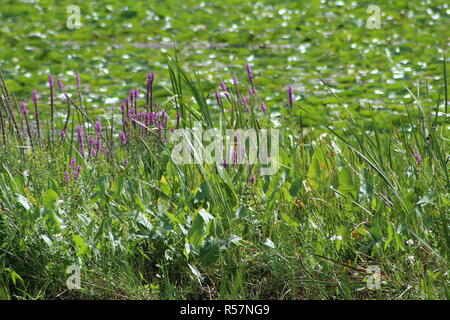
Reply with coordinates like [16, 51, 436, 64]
[60, 131, 67, 140]
[246, 63, 256, 92]
[221, 159, 228, 169]
[176, 112, 181, 129]
[261, 101, 267, 113]
[246, 63, 253, 82]
[95, 120, 102, 135]
[146, 73, 155, 89]
[70, 158, 76, 169]
[232, 147, 237, 165]
[48, 74, 54, 87]
[122, 159, 129, 167]
[120, 131, 127, 145]
[21, 102, 28, 116]
[414, 151, 423, 166]
[288, 85, 294, 108]
[32, 90, 39, 104]
[93, 139, 99, 155]
[242, 97, 250, 112]
[58, 79, 64, 90]
[64, 171, 71, 184]
[233, 74, 238, 86]
[248, 174, 256, 185]
[215, 89, 223, 108]
[73, 166, 81, 180]
[220, 82, 228, 92]
[87, 136, 94, 157]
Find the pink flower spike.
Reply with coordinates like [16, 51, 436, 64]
[64, 171, 71, 184]
[21, 103, 29, 116]
[120, 132, 127, 145]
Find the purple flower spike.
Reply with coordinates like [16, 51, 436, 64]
[32, 90, 39, 104]
[76, 125, 84, 138]
[233, 74, 238, 86]
[232, 147, 237, 165]
[76, 73, 81, 86]
[120, 131, 127, 145]
[64, 171, 71, 184]
[220, 82, 228, 92]
[70, 158, 76, 169]
[248, 174, 256, 185]
[21, 103, 29, 116]
[146, 72, 155, 88]
[95, 120, 102, 134]
[261, 101, 267, 113]
[73, 166, 81, 180]
[48, 74, 54, 86]
[60, 131, 67, 140]
[242, 97, 250, 112]
[57, 79, 64, 89]
[215, 89, 222, 107]
[246, 63, 253, 81]
[288, 85, 294, 108]
[414, 151, 423, 166]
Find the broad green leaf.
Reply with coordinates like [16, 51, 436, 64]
[42, 189, 59, 211]
[199, 238, 220, 266]
[136, 213, 153, 231]
[307, 146, 328, 189]
[338, 167, 358, 201]
[73, 235, 90, 257]
[10, 271, 23, 286]
[235, 206, 251, 219]
[187, 213, 205, 247]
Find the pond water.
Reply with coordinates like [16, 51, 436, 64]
[0, 0, 448, 127]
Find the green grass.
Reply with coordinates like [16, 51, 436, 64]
[0, 55, 448, 299]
